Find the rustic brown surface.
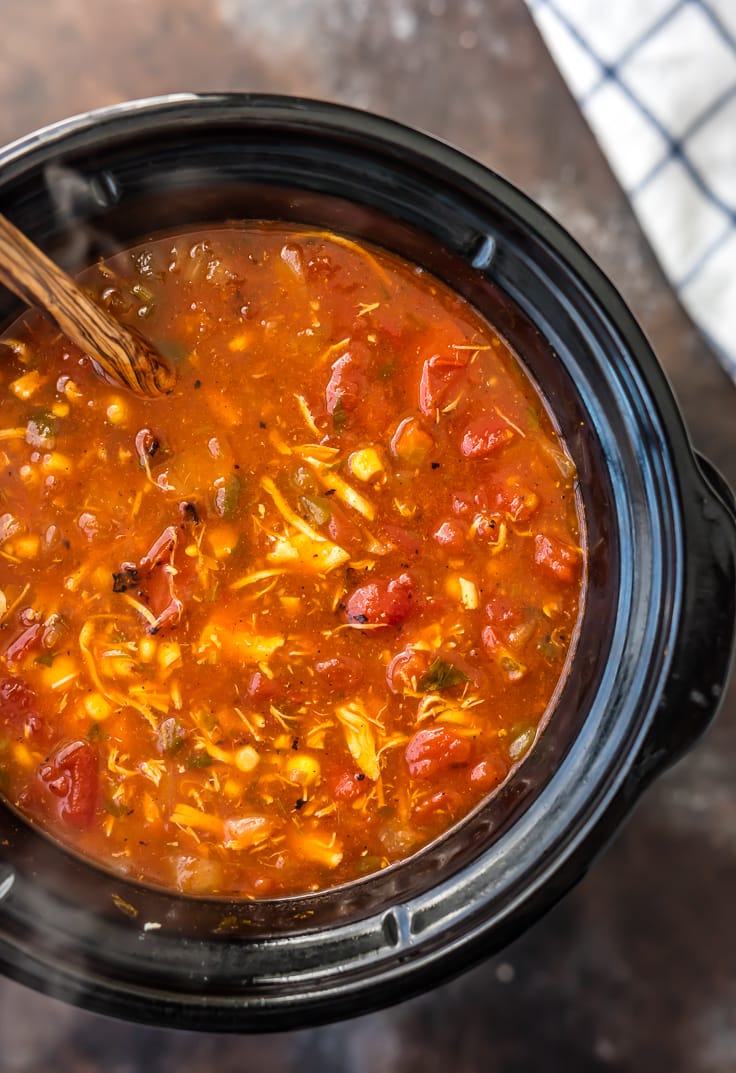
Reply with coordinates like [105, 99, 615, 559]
[0, 1, 734, 1071]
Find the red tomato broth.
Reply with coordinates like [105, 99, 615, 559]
[0, 225, 584, 898]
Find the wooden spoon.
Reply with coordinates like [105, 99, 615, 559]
[0, 213, 175, 397]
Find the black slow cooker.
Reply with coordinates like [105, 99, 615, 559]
[0, 95, 733, 1032]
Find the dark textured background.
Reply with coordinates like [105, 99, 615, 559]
[0, 2, 734, 1070]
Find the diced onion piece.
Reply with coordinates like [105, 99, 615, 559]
[230, 568, 286, 591]
[198, 623, 285, 663]
[293, 831, 343, 868]
[461, 575, 478, 609]
[224, 815, 274, 850]
[10, 370, 44, 400]
[294, 394, 322, 437]
[267, 532, 349, 574]
[0, 513, 23, 545]
[170, 804, 224, 836]
[304, 457, 376, 520]
[335, 702, 380, 780]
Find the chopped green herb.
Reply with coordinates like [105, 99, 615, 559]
[26, 410, 57, 447]
[417, 658, 470, 692]
[298, 494, 332, 527]
[33, 652, 55, 668]
[377, 361, 396, 380]
[188, 751, 214, 769]
[332, 395, 347, 433]
[104, 799, 133, 817]
[213, 474, 241, 519]
[158, 717, 187, 756]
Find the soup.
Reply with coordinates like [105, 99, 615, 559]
[0, 225, 583, 897]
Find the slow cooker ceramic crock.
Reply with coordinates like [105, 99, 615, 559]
[0, 95, 733, 1032]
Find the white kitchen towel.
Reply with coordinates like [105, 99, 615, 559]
[526, 0, 736, 381]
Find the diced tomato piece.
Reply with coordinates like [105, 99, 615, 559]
[380, 524, 422, 557]
[460, 413, 514, 459]
[40, 739, 98, 827]
[327, 504, 364, 550]
[451, 491, 475, 516]
[433, 519, 465, 550]
[412, 789, 462, 825]
[386, 647, 432, 694]
[315, 657, 363, 691]
[325, 351, 367, 415]
[304, 250, 339, 283]
[485, 594, 520, 630]
[494, 481, 539, 522]
[405, 726, 471, 779]
[0, 676, 51, 745]
[419, 351, 468, 415]
[332, 769, 368, 802]
[247, 670, 282, 703]
[534, 533, 581, 584]
[345, 573, 416, 627]
[469, 754, 508, 792]
[481, 624, 501, 655]
[483, 594, 536, 653]
[3, 624, 42, 664]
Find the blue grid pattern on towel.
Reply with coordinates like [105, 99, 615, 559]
[527, 0, 736, 380]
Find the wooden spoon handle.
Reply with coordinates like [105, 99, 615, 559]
[0, 213, 175, 397]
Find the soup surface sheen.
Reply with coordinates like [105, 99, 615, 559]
[0, 225, 583, 897]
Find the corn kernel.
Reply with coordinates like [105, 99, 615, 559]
[18, 464, 37, 485]
[235, 745, 260, 773]
[142, 792, 160, 824]
[228, 332, 251, 352]
[63, 379, 83, 401]
[41, 452, 73, 476]
[285, 753, 321, 786]
[10, 535, 39, 560]
[348, 446, 385, 483]
[393, 499, 417, 519]
[10, 370, 44, 400]
[106, 398, 128, 425]
[206, 524, 238, 559]
[12, 742, 33, 769]
[84, 692, 113, 721]
[51, 401, 70, 418]
[41, 654, 79, 690]
[138, 637, 157, 663]
[223, 778, 243, 800]
[157, 640, 182, 670]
